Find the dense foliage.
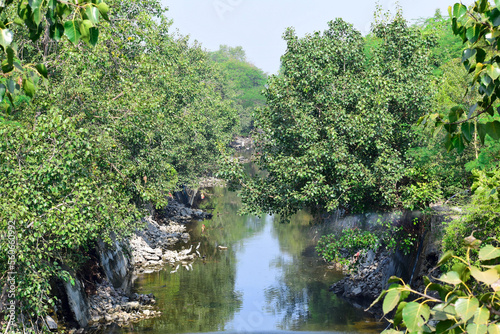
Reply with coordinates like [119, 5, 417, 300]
[221, 13, 436, 220]
[0, 0, 239, 329]
[210, 45, 267, 135]
[371, 239, 500, 334]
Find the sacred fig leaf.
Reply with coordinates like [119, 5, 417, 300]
[487, 63, 500, 80]
[0, 83, 6, 102]
[394, 302, 407, 327]
[455, 297, 479, 322]
[96, 2, 110, 21]
[35, 64, 48, 78]
[86, 5, 100, 24]
[432, 303, 456, 321]
[402, 302, 430, 332]
[64, 20, 81, 44]
[489, 324, 500, 334]
[485, 121, 500, 140]
[383, 288, 401, 315]
[463, 48, 477, 62]
[474, 307, 490, 325]
[462, 122, 474, 143]
[381, 329, 404, 334]
[22, 78, 35, 98]
[438, 271, 462, 285]
[467, 323, 488, 334]
[479, 245, 500, 261]
[491, 279, 500, 292]
[470, 266, 500, 285]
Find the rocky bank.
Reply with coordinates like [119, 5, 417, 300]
[56, 197, 212, 331]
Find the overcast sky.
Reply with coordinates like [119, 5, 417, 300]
[161, 0, 472, 75]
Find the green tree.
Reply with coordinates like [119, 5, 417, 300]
[221, 13, 435, 220]
[0, 0, 238, 329]
[210, 45, 267, 135]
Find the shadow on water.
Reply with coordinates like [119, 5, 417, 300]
[105, 187, 385, 334]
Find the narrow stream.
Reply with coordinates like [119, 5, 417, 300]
[108, 187, 385, 334]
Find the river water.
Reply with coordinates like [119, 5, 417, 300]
[109, 187, 385, 334]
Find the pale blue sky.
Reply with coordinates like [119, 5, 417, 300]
[161, 1, 473, 74]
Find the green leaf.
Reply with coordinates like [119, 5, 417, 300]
[394, 301, 407, 327]
[467, 324, 488, 334]
[438, 271, 462, 285]
[463, 48, 477, 62]
[438, 250, 455, 266]
[479, 244, 500, 260]
[487, 63, 500, 80]
[35, 64, 47, 78]
[470, 266, 500, 284]
[452, 134, 465, 154]
[402, 302, 430, 332]
[86, 6, 100, 24]
[96, 2, 110, 21]
[432, 304, 456, 321]
[88, 27, 99, 47]
[22, 78, 35, 98]
[489, 324, 500, 334]
[0, 83, 5, 102]
[453, 3, 468, 20]
[455, 297, 479, 322]
[50, 23, 64, 41]
[474, 307, 490, 325]
[63, 20, 81, 44]
[383, 288, 401, 315]
[485, 121, 500, 140]
[478, 123, 487, 145]
[381, 330, 404, 334]
[466, 24, 481, 43]
[461, 123, 474, 143]
[6, 79, 14, 93]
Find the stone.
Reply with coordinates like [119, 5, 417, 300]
[352, 287, 362, 296]
[46, 315, 58, 331]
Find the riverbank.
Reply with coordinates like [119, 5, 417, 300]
[55, 197, 212, 331]
[326, 205, 458, 316]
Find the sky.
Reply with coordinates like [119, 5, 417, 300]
[161, 0, 472, 75]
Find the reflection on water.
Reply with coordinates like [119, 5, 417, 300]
[110, 187, 385, 334]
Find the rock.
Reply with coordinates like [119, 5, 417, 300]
[363, 250, 376, 265]
[46, 316, 58, 331]
[352, 287, 362, 296]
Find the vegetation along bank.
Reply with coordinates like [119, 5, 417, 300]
[2, 0, 500, 333]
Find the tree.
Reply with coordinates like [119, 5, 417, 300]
[0, 0, 238, 329]
[221, 13, 435, 220]
[210, 45, 267, 135]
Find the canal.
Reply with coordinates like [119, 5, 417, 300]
[107, 187, 385, 334]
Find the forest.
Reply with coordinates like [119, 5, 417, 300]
[1, 0, 500, 333]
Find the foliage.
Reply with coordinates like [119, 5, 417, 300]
[378, 219, 419, 256]
[0, 110, 141, 319]
[0, 0, 239, 328]
[370, 238, 500, 334]
[443, 169, 500, 257]
[420, 1, 500, 154]
[419, 9, 464, 76]
[220, 12, 435, 220]
[0, 0, 110, 113]
[316, 229, 379, 267]
[210, 45, 267, 135]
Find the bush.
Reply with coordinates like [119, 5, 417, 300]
[316, 228, 380, 267]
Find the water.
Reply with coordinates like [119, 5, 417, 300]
[109, 187, 385, 334]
